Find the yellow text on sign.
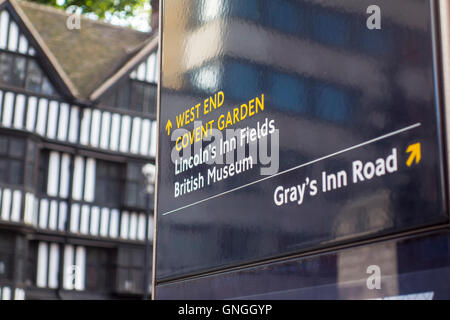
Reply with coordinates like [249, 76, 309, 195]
[165, 119, 173, 136]
[406, 143, 421, 167]
[217, 95, 264, 130]
[174, 92, 265, 151]
[175, 120, 215, 151]
[176, 91, 224, 129]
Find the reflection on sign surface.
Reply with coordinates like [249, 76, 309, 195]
[156, 0, 448, 281]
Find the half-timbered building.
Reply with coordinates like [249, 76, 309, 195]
[0, 0, 158, 300]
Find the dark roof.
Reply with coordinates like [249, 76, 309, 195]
[17, 0, 154, 99]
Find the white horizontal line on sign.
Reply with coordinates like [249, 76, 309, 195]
[162, 122, 421, 216]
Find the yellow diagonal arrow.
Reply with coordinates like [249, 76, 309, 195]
[406, 143, 421, 167]
[165, 119, 172, 136]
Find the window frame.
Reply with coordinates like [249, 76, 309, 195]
[115, 246, 148, 294]
[98, 77, 157, 117]
[0, 232, 16, 283]
[94, 159, 124, 207]
[124, 162, 149, 210]
[85, 247, 114, 293]
[0, 134, 27, 187]
[0, 50, 57, 96]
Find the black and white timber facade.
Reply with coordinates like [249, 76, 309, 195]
[0, 0, 158, 300]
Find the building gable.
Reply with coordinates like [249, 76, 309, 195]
[0, 0, 76, 97]
[17, 0, 152, 100]
[98, 50, 158, 116]
[90, 36, 158, 102]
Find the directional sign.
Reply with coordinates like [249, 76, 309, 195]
[406, 143, 422, 167]
[165, 119, 172, 136]
[155, 0, 448, 281]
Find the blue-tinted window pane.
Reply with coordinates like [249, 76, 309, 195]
[358, 27, 391, 55]
[270, 72, 307, 113]
[229, 0, 260, 22]
[266, 0, 303, 35]
[314, 85, 352, 123]
[224, 61, 259, 101]
[313, 10, 349, 47]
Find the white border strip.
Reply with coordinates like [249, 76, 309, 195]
[439, 0, 450, 194]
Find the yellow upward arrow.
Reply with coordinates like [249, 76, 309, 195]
[165, 119, 172, 136]
[406, 143, 421, 167]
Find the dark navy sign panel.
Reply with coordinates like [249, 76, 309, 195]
[156, 0, 448, 281]
[156, 230, 450, 299]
